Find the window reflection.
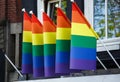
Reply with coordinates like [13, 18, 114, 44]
[107, 0, 120, 38]
[94, 0, 105, 39]
[94, 0, 120, 39]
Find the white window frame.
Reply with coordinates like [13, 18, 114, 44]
[47, 0, 62, 16]
[37, 0, 44, 23]
[84, 0, 120, 52]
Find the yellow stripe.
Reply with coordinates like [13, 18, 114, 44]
[32, 34, 43, 45]
[23, 31, 32, 42]
[44, 32, 56, 44]
[56, 28, 71, 40]
[71, 23, 96, 37]
[90, 27, 99, 39]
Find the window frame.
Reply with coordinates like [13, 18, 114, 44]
[84, 0, 120, 52]
[47, 0, 62, 16]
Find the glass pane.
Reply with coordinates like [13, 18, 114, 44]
[107, 0, 120, 38]
[49, 0, 67, 24]
[94, 0, 105, 39]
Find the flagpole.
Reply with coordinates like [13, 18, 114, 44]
[4, 54, 23, 77]
[98, 38, 120, 69]
[96, 57, 107, 70]
[90, 28, 120, 69]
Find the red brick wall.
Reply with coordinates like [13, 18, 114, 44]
[0, 0, 6, 22]
[0, 0, 22, 23]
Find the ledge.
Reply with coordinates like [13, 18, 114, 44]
[97, 37, 120, 52]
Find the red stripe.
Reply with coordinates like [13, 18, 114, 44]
[23, 12, 32, 31]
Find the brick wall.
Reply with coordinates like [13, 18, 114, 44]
[0, 0, 6, 23]
[0, 0, 22, 23]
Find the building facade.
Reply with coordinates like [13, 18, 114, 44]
[0, 0, 120, 82]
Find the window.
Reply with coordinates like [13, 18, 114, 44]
[94, 0, 120, 39]
[47, 0, 67, 23]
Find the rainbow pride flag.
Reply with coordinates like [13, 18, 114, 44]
[43, 12, 57, 77]
[31, 13, 44, 77]
[55, 8, 71, 74]
[70, 2, 98, 70]
[22, 11, 33, 73]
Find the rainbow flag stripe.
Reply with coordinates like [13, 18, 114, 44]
[22, 12, 33, 73]
[56, 8, 72, 74]
[70, 2, 97, 70]
[43, 12, 58, 77]
[31, 14, 44, 77]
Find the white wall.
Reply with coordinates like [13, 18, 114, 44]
[15, 74, 120, 82]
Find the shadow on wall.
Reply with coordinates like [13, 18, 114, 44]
[0, 49, 5, 82]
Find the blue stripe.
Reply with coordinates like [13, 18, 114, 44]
[71, 47, 96, 60]
[56, 52, 70, 63]
[33, 56, 44, 68]
[22, 53, 32, 64]
[44, 55, 55, 67]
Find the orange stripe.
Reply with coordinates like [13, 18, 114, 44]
[43, 12, 56, 27]
[31, 14, 43, 33]
[57, 8, 71, 28]
[23, 20, 32, 31]
[72, 11, 86, 24]
[43, 21, 56, 32]
[72, 2, 91, 28]
[43, 12, 56, 32]
[32, 23, 43, 33]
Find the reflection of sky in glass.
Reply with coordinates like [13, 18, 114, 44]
[94, 0, 105, 38]
[94, 0, 120, 38]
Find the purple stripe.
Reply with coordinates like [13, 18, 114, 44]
[45, 67, 59, 77]
[55, 63, 80, 74]
[70, 59, 96, 70]
[22, 64, 33, 74]
[33, 68, 44, 78]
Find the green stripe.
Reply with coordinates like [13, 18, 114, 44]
[32, 45, 43, 56]
[71, 35, 96, 48]
[22, 42, 32, 54]
[56, 40, 70, 52]
[44, 44, 55, 56]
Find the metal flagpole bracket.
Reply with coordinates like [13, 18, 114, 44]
[4, 54, 24, 77]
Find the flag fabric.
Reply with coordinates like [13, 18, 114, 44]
[22, 11, 33, 73]
[43, 12, 58, 77]
[55, 8, 72, 74]
[31, 13, 44, 77]
[70, 2, 97, 70]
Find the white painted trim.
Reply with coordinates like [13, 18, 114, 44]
[105, 0, 108, 39]
[97, 37, 120, 52]
[84, 0, 94, 27]
[37, 0, 44, 23]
